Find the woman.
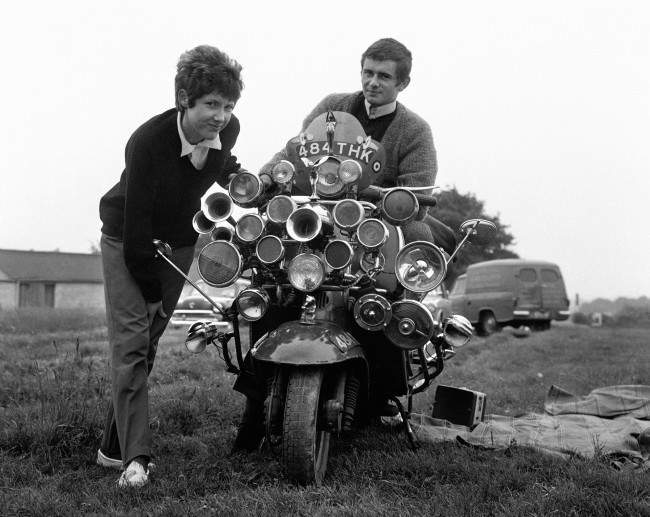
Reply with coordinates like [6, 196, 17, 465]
[97, 45, 244, 488]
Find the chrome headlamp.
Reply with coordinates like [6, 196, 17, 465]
[395, 241, 447, 293]
[271, 160, 295, 184]
[197, 240, 243, 287]
[324, 239, 354, 270]
[185, 321, 222, 354]
[353, 293, 392, 331]
[315, 157, 345, 197]
[287, 253, 326, 292]
[235, 287, 270, 322]
[381, 188, 419, 225]
[235, 213, 265, 243]
[266, 195, 297, 225]
[442, 314, 473, 348]
[332, 199, 365, 231]
[229, 172, 263, 207]
[338, 159, 362, 185]
[256, 234, 285, 265]
[356, 218, 389, 251]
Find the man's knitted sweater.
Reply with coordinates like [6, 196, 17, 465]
[260, 92, 439, 244]
[99, 108, 241, 302]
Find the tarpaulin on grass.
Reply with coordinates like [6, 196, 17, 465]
[411, 385, 650, 469]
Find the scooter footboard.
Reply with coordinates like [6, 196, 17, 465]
[250, 320, 366, 366]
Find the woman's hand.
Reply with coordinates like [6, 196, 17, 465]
[146, 301, 167, 325]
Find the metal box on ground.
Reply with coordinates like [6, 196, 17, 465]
[431, 385, 486, 428]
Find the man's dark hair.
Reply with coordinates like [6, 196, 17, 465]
[361, 38, 412, 83]
[175, 45, 244, 111]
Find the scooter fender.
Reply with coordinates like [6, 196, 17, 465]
[250, 320, 366, 367]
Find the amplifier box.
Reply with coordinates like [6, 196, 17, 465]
[431, 385, 486, 428]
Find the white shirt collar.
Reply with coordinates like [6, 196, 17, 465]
[364, 99, 397, 120]
[177, 112, 222, 157]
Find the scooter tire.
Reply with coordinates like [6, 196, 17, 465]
[282, 367, 330, 485]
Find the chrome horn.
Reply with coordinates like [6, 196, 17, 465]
[210, 221, 234, 242]
[202, 191, 234, 223]
[286, 205, 332, 242]
[192, 210, 215, 234]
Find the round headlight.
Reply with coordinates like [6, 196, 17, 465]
[229, 172, 263, 207]
[338, 159, 362, 184]
[394, 241, 447, 293]
[381, 188, 419, 225]
[324, 239, 353, 270]
[197, 241, 243, 287]
[287, 253, 326, 292]
[236, 287, 270, 321]
[353, 293, 392, 331]
[316, 157, 345, 197]
[202, 192, 233, 222]
[356, 218, 389, 251]
[235, 213, 265, 243]
[332, 199, 365, 231]
[266, 195, 297, 225]
[256, 234, 285, 265]
[271, 160, 295, 184]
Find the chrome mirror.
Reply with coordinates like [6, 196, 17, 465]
[460, 219, 497, 243]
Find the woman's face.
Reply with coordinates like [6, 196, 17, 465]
[181, 91, 235, 144]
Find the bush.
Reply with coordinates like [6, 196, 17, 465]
[611, 305, 650, 328]
[571, 311, 590, 325]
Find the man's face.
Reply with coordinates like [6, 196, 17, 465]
[361, 58, 409, 107]
[181, 91, 235, 144]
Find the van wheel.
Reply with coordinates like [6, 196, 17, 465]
[478, 312, 498, 336]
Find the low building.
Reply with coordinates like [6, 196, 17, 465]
[0, 249, 104, 310]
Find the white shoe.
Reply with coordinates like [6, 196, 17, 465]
[96, 449, 122, 470]
[117, 460, 150, 488]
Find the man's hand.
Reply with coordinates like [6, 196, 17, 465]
[146, 301, 167, 325]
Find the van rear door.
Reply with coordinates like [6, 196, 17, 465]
[540, 267, 570, 319]
[515, 267, 543, 313]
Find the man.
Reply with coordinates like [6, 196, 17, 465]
[259, 37, 456, 252]
[233, 38, 455, 451]
[97, 45, 244, 488]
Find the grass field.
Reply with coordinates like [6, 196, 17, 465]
[1, 309, 649, 516]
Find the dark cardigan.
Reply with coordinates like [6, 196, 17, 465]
[99, 108, 241, 301]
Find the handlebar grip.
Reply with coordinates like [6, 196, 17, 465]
[413, 193, 437, 207]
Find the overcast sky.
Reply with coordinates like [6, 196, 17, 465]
[1, 1, 648, 302]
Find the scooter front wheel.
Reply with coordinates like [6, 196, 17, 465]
[282, 367, 330, 485]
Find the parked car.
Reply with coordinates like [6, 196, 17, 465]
[449, 259, 570, 335]
[421, 284, 452, 322]
[170, 279, 248, 329]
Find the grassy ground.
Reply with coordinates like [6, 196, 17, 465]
[1, 310, 649, 516]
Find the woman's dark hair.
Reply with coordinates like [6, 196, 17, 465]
[361, 38, 412, 83]
[175, 45, 244, 111]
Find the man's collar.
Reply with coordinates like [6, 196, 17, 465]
[364, 99, 397, 120]
[177, 112, 221, 157]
